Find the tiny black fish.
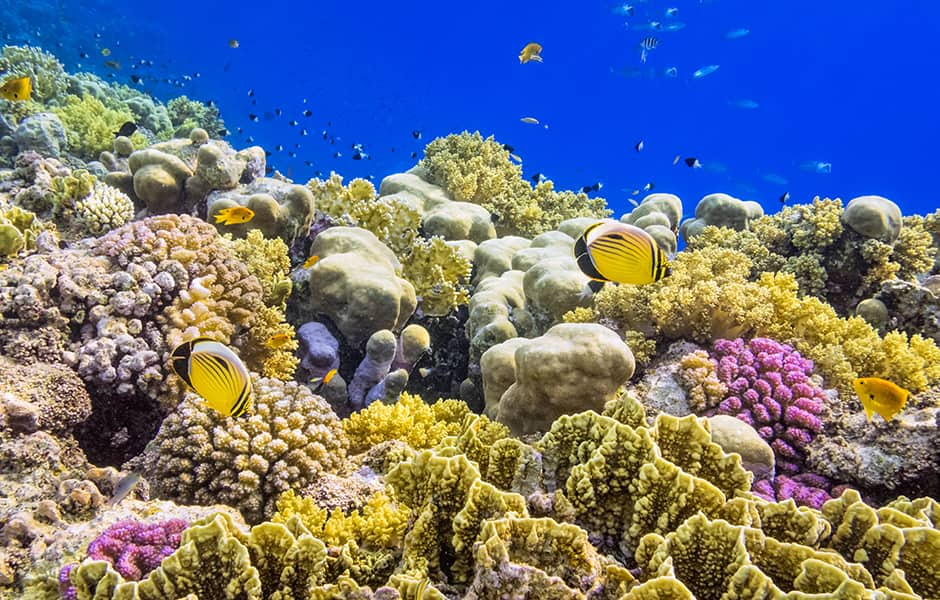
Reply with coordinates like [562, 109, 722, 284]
[412, 130, 422, 140]
[265, 150, 272, 157]
[684, 157, 702, 168]
[249, 114, 259, 122]
[322, 130, 328, 139]
[246, 136, 254, 143]
[288, 151, 296, 157]
[275, 108, 282, 116]
[780, 191, 790, 204]
[410, 151, 417, 158]
[289, 120, 298, 126]
[275, 144, 283, 151]
[581, 182, 602, 193]
[531, 172, 547, 184]
[79, 52, 89, 58]
[248, 89, 254, 97]
[114, 121, 137, 137]
[333, 151, 342, 158]
[219, 129, 229, 137]
[130, 74, 142, 84]
[352, 152, 363, 160]
[236, 127, 243, 134]
[304, 160, 313, 166]
[635, 140, 644, 152]
[303, 109, 313, 117]
[300, 129, 308, 136]
[502, 143, 514, 153]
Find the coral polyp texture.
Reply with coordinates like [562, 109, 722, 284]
[1, 41, 940, 600]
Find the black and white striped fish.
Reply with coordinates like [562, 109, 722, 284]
[639, 36, 659, 63]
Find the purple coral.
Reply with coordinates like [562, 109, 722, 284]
[710, 337, 825, 475]
[58, 519, 188, 598]
[752, 473, 833, 510]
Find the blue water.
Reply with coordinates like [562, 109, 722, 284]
[3, 0, 939, 219]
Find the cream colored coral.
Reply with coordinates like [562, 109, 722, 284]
[74, 183, 135, 235]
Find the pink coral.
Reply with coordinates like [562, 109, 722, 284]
[709, 337, 825, 475]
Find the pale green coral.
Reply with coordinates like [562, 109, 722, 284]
[0, 205, 44, 256]
[51, 94, 136, 159]
[401, 236, 472, 316]
[419, 132, 610, 237]
[166, 95, 226, 138]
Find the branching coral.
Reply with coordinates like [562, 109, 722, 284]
[419, 132, 610, 237]
[343, 392, 471, 454]
[592, 246, 940, 393]
[0, 45, 67, 102]
[51, 95, 136, 160]
[165, 95, 225, 138]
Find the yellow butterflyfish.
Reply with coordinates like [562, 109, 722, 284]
[171, 338, 252, 418]
[574, 221, 671, 292]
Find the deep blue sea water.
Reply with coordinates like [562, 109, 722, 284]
[2, 0, 939, 220]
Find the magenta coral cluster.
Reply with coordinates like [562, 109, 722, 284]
[752, 473, 832, 509]
[59, 518, 188, 597]
[710, 337, 825, 475]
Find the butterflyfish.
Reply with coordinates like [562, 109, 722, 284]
[518, 42, 543, 64]
[574, 221, 671, 287]
[0, 76, 31, 101]
[171, 338, 252, 417]
[853, 377, 910, 422]
[213, 206, 255, 225]
[303, 255, 320, 269]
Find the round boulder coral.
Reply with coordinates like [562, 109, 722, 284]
[133, 376, 348, 523]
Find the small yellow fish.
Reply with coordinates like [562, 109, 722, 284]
[101, 48, 111, 57]
[310, 368, 338, 393]
[171, 338, 252, 417]
[0, 76, 31, 101]
[519, 42, 543, 64]
[265, 332, 293, 349]
[520, 116, 540, 125]
[214, 206, 255, 225]
[228, 39, 240, 48]
[853, 377, 910, 422]
[303, 255, 320, 269]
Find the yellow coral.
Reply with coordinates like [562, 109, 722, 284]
[273, 489, 410, 549]
[401, 236, 472, 316]
[677, 349, 727, 412]
[342, 392, 471, 454]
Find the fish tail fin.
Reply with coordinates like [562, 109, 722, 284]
[532, 56, 543, 63]
[863, 407, 873, 421]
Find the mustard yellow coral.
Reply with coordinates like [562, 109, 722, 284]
[342, 392, 472, 454]
[273, 489, 409, 548]
[51, 94, 136, 159]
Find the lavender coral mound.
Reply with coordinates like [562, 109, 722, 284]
[58, 519, 188, 599]
[709, 337, 825, 475]
[132, 376, 348, 524]
[87, 518, 187, 579]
